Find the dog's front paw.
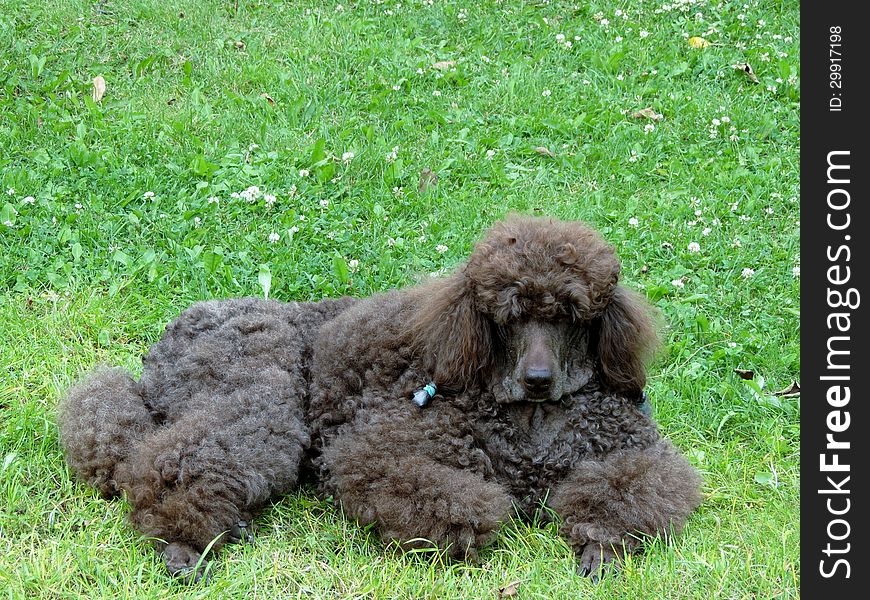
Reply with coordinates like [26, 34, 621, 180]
[163, 542, 208, 583]
[576, 542, 620, 582]
[228, 519, 254, 545]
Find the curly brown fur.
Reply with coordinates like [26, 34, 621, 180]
[58, 215, 702, 581]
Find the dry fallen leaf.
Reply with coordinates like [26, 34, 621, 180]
[534, 146, 556, 157]
[688, 36, 710, 49]
[260, 92, 276, 106]
[432, 60, 456, 71]
[734, 368, 754, 380]
[92, 75, 106, 103]
[631, 107, 663, 121]
[773, 381, 800, 397]
[498, 580, 523, 597]
[733, 62, 760, 84]
[418, 167, 438, 193]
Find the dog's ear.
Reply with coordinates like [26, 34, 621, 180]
[411, 273, 492, 388]
[595, 286, 659, 397]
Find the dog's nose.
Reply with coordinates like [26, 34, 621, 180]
[523, 367, 553, 395]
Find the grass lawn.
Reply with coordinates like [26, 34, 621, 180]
[0, 0, 799, 598]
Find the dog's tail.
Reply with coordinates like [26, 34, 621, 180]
[57, 367, 155, 498]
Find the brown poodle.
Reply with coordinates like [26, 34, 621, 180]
[58, 215, 702, 581]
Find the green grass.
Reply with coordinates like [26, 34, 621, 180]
[1, 0, 799, 597]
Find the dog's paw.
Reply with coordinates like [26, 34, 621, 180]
[163, 542, 208, 583]
[228, 519, 255, 545]
[576, 542, 620, 582]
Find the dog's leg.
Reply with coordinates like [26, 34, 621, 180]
[117, 376, 309, 581]
[322, 419, 513, 561]
[548, 438, 702, 579]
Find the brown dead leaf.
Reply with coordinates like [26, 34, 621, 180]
[688, 36, 710, 49]
[432, 60, 456, 71]
[260, 92, 276, 106]
[631, 107, 663, 121]
[733, 368, 754, 380]
[498, 580, 523, 597]
[773, 381, 800, 397]
[92, 75, 106, 103]
[733, 62, 759, 84]
[534, 146, 556, 157]
[418, 167, 438, 193]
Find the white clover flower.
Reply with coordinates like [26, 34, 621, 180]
[392, 186, 404, 197]
[600, 18, 610, 26]
[741, 267, 755, 278]
[433, 90, 442, 97]
[299, 169, 310, 178]
[542, 89, 551, 97]
[792, 266, 800, 278]
[3, 220, 13, 227]
[702, 227, 712, 236]
[628, 217, 639, 227]
[299, 214, 306, 221]
[342, 151, 355, 163]
[319, 199, 329, 208]
[728, 342, 737, 348]
[264, 194, 277, 206]
[644, 123, 655, 134]
[348, 259, 360, 271]
[194, 217, 202, 227]
[485, 149, 496, 159]
[6, 188, 14, 195]
[143, 191, 155, 200]
[688, 242, 701, 252]
[289, 225, 300, 234]
[615, 35, 624, 42]
[435, 244, 449, 253]
[481, 55, 491, 63]
[22, 195, 36, 204]
[268, 232, 279, 243]
[640, 30, 650, 38]
[556, 33, 566, 42]
[207, 196, 220, 204]
[392, 85, 401, 91]
[711, 118, 721, 126]
[628, 150, 638, 162]
[732, 238, 742, 248]
[671, 278, 685, 288]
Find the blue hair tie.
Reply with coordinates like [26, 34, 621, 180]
[413, 383, 437, 407]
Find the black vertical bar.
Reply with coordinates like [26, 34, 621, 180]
[802, 4, 869, 596]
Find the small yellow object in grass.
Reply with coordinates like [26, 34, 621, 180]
[688, 36, 710, 49]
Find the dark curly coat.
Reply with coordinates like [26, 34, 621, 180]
[58, 215, 702, 580]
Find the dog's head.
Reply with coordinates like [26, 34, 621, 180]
[412, 215, 659, 403]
